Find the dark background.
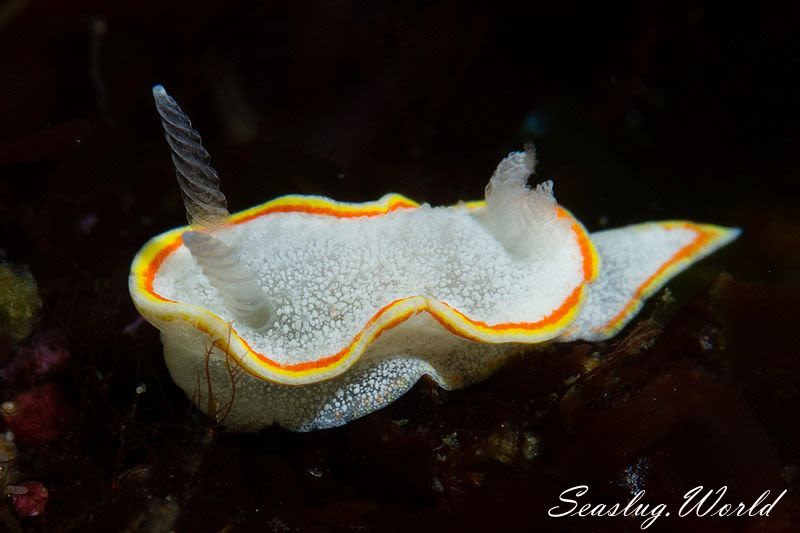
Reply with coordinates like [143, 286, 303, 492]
[0, 1, 798, 531]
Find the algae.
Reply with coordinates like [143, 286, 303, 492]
[0, 262, 41, 341]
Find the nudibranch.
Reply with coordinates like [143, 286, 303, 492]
[129, 86, 739, 431]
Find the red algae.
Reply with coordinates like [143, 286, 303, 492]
[1, 383, 69, 448]
[7, 481, 48, 518]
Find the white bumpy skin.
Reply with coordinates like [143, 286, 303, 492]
[143, 144, 585, 431]
[130, 85, 739, 431]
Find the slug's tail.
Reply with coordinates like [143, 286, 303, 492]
[152, 85, 230, 229]
[559, 221, 740, 342]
